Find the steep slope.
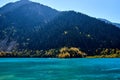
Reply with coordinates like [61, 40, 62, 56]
[98, 18, 120, 28]
[0, 0, 59, 29]
[0, 0, 59, 50]
[33, 11, 120, 55]
[0, 0, 120, 55]
[113, 23, 120, 28]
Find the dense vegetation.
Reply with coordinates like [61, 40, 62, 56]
[0, 0, 120, 58]
[0, 47, 86, 58]
[0, 47, 120, 58]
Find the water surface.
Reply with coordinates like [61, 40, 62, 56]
[0, 58, 120, 80]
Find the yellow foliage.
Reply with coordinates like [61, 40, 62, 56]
[64, 31, 68, 35]
[60, 47, 69, 53]
[86, 34, 91, 38]
[58, 52, 70, 58]
[58, 47, 86, 58]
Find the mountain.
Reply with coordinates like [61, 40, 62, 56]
[98, 18, 120, 28]
[0, 0, 120, 56]
[113, 23, 120, 28]
[0, 0, 59, 29]
[37, 12, 120, 55]
[98, 18, 112, 24]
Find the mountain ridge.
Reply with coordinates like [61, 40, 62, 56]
[98, 18, 120, 28]
[0, 0, 120, 57]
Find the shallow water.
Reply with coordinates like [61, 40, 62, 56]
[0, 58, 120, 80]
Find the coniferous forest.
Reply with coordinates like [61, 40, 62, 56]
[0, 0, 120, 58]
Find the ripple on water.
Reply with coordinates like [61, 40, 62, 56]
[0, 58, 120, 80]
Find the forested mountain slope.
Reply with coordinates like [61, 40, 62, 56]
[0, 0, 120, 57]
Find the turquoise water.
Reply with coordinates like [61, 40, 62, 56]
[0, 58, 120, 80]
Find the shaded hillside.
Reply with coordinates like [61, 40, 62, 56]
[32, 11, 120, 55]
[0, 0, 120, 56]
[0, 0, 59, 32]
[98, 18, 120, 28]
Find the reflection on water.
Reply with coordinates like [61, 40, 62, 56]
[0, 58, 120, 80]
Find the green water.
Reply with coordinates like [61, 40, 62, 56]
[0, 58, 120, 80]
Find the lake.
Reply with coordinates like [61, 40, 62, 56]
[0, 58, 120, 80]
